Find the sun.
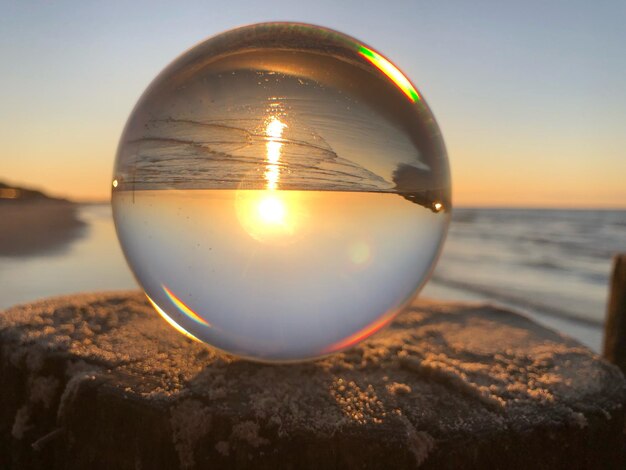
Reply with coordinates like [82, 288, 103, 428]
[235, 189, 309, 244]
[258, 194, 286, 225]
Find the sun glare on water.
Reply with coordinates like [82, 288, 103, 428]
[236, 114, 305, 243]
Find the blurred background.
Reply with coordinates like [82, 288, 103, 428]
[1, 0, 625, 351]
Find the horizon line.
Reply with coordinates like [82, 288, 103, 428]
[78, 197, 626, 211]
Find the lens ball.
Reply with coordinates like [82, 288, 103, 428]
[112, 23, 451, 362]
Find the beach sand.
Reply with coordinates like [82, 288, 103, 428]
[0, 201, 85, 256]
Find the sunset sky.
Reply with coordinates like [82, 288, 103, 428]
[1, 1, 625, 207]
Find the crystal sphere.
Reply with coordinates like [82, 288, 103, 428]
[112, 23, 451, 362]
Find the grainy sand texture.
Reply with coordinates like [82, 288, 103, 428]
[1, 291, 624, 469]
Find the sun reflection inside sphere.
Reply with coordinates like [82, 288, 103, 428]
[258, 193, 286, 225]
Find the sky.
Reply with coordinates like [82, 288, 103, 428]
[1, 0, 625, 207]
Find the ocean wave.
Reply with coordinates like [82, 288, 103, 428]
[429, 276, 604, 327]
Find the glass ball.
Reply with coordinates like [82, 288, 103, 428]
[112, 22, 451, 362]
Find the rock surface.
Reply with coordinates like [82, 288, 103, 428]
[1, 291, 625, 469]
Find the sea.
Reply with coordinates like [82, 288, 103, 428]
[1, 203, 624, 352]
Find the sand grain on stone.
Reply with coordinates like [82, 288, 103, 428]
[1, 291, 624, 469]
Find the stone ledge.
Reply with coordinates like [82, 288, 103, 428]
[1, 291, 624, 469]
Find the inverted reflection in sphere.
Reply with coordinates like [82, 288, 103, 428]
[112, 23, 451, 362]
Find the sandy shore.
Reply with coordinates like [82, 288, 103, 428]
[0, 201, 85, 256]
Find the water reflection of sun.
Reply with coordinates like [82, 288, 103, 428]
[264, 116, 287, 191]
[237, 115, 304, 243]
